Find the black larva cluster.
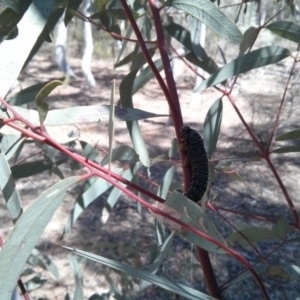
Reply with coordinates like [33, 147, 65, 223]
[181, 125, 209, 202]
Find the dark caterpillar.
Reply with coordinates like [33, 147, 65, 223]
[181, 126, 208, 202]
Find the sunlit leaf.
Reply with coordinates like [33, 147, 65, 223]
[168, 0, 242, 45]
[0, 176, 81, 299]
[0, 1, 54, 97]
[0, 105, 168, 126]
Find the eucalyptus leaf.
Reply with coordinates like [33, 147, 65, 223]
[63, 247, 216, 300]
[0, 105, 168, 126]
[276, 129, 300, 141]
[35, 80, 62, 125]
[195, 46, 291, 93]
[168, 0, 242, 45]
[203, 98, 223, 158]
[266, 21, 300, 43]
[0, 176, 81, 299]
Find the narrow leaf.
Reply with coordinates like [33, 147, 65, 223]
[120, 70, 152, 167]
[169, 0, 242, 45]
[132, 59, 164, 94]
[203, 98, 223, 159]
[0, 1, 53, 97]
[63, 170, 124, 235]
[0, 153, 23, 223]
[276, 129, 300, 141]
[63, 247, 216, 300]
[0, 176, 81, 299]
[157, 166, 175, 200]
[272, 146, 300, 154]
[0, 105, 169, 126]
[195, 46, 291, 93]
[266, 21, 300, 43]
[11, 158, 67, 179]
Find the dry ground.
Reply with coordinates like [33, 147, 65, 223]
[1, 48, 300, 299]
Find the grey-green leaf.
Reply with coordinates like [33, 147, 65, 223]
[0, 105, 168, 126]
[272, 146, 300, 154]
[203, 98, 223, 158]
[63, 247, 216, 300]
[0, 153, 23, 223]
[276, 129, 300, 141]
[0, 1, 54, 97]
[0, 176, 81, 299]
[35, 80, 62, 125]
[7, 80, 63, 106]
[239, 27, 259, 56]
[168, 0, 242, 45]
[266, 21, 300, 43]
[195, 46, 291, 93]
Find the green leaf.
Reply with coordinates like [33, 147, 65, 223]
[99, 163, 141, 226]
[164, 22, 219, 74]
[28, 248, 60, 280]
[157, 166, 175, 200]
[266, 21, 300, 43]
[0, 1, 54, 97]
[63, 178, 112, 235]
[63, 247, 216, 300]
[0, 134, 25, 161]
[11, 158, 68, 179]
[69, 256, 84, 300]
[63, 170, 126, 235]
[64, 0, 83, 25]
[0, 176, 81, 299]
[203, 98, 223, 159]
[168, 0, 242, 45]
[149, 232, 174, 273]
[164, 22, 193, 51]
[239, 27, 259, 56]
[286, 236, 300, 243]
[35, 80, 62, 125]
[7, 79, 64, 106]
[185, 51, 219, 75]
[132, 59, 164, 94]
[0, 153, 23, 223]
[0, 7, 20, 39]
[224, 264, 300, 289]
[195, 46, 291, 93]
[276, 129, 300, 141]
[101, 145, 139, 166]
[24, 276, 47, 291]
[0, 105, 169, 126]
[227, 219, 286, 248]
[120, 69, 152, 167]
[272, 146, 300, 154]
[0, 0, 31, 16]
[165, 192, 227, 253]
